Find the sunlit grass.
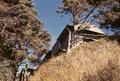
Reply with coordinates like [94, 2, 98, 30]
[29, 39, 120, 81]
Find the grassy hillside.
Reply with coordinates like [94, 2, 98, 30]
[29, 39, 120, 81]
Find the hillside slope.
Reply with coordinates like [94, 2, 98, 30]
[30, 39, 120, 81]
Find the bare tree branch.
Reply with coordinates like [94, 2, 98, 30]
[78, 5, 98, 30]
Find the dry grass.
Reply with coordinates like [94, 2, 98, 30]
[29, 39, 120, 81]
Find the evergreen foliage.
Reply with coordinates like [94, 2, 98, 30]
[58, 0, 120, 29]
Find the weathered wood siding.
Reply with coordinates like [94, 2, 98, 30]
[52, 40, 61, 54]
[60, 31, 69, 51]
[52, 29, 69, 54]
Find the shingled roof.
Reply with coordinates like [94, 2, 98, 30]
[74, 22, 105, 34]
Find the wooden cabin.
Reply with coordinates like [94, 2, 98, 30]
[52, 22, 106, 54]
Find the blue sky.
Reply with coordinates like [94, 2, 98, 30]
[33, 0, 71, 44]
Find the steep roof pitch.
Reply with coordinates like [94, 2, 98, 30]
[75, 22, 105, 34]
[57, 25, 74, 40]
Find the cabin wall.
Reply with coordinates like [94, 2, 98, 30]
[71, 33, 84, 48]
[60, 32, 69, 51]
[52, 30, 69, 54]
[52, 40, 61, 54]
[70, 30, 105, 48]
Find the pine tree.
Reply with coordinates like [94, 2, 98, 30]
[57, 0, 90, 25]
[58, 0, 120, 29]
[87, 0, 120, 29]
[0, 0, 51, 61]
